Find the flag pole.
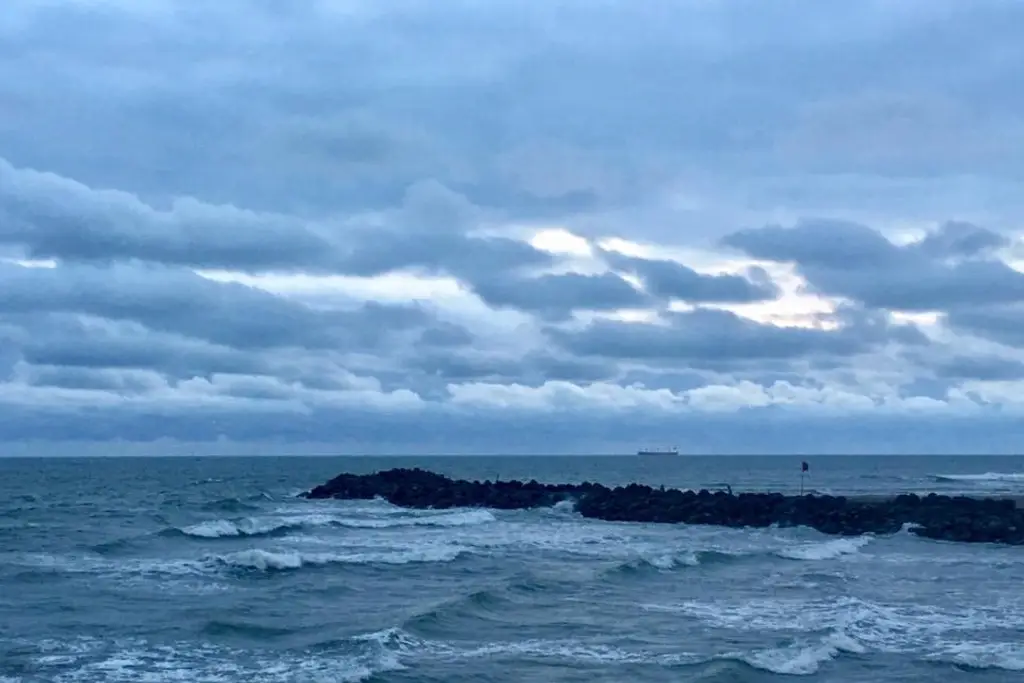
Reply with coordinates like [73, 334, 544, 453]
[800, 460, 809, 496]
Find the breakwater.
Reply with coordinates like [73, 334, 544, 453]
[302, 468, 1024, 545]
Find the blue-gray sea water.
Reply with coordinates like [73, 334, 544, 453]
[1, 455, 1023, 682]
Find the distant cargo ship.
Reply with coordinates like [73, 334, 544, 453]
[636, 446, 679, 456]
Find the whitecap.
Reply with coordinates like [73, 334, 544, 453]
[636, 550, 701, 570]
[178, 519, 265, 538]
[737, 639, 841, 676]
[776, 536, 872, 561]
[544, 499, 578, 515]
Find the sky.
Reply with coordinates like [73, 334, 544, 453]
[2, 0, 1024, 455]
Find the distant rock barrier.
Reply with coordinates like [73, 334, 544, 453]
[301, 468, 1024, 545]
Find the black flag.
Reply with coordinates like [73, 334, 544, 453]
[801, 461, 809, 472]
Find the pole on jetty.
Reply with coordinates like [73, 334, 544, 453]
[800, 460, 809, 495]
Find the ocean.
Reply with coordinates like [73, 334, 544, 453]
[1, 454, 1023, 682]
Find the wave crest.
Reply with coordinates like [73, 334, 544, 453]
[776, 536, 872, 561]
[734, 631, 864, 676]
[171, 519, 302, 539]
[167, 508, 497, 540]
[209, 545, 467, 572]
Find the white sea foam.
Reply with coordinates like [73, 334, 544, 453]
[737, 637, 844, 676]
[941, 642, 1024, 671]
[776, 536, 872, 561]
[641, 592, 1024, 673]
[12, 635, 403, 682]
[450, 638, 701, 667]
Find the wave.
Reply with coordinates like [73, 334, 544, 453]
[330, 509, 497, 529]
[611, 548, 743, 574]
[358, 626, 705, 668]
[209, 545, 468, 572]
[643, 592, 1024, 673]
[931, 472, 1024, 484]
[164, 508, 497, 540]
[610, 536, 868, 576]
[939, 642, 1024, 672]
[200, 497, 263, 514]
[776, 536, 872, 561]
[730, 630, 865, 676]
[541, 499, 578, 516]
[200, 619, 297, 640]
[359, 625, 866, 674]
[167, 518, 303, 539]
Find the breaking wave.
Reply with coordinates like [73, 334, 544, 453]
[776, 536, 872, 561]
[167, 519, 304, 539]
[729, 630, 866, 675]
[609, 548, 742, 575]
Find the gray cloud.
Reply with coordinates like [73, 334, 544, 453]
[408, 349, 617, 387]
[933, 354, 1024, 382]
[0, 262, 468, 362]
[14, 314, 270, 379]
[0, 158, 339, 272]
[2, 386, 1023, 454]
[20, 365, 165, 395]
[601, 250, 780, 303]
[2, 0, 1021, 228]
[472, 272, 648, 320]
[1, 0, 1023, 450]
[722, 220, 1024, 312]
[946, 305, 1024, 349]
[549, 306, 914, 363]
[0, 261, 335, 350]
[0, 159, 555, 284]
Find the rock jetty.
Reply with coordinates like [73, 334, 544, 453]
[302, 468, 1024, 545]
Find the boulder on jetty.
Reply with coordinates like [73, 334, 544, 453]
[302, 468, 1024, 546]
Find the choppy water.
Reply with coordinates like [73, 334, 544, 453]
[1, 455, 1023, 682]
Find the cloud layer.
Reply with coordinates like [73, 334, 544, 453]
[2, 0, 1024, 453]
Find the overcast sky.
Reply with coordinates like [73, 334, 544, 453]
[3, 0, 1024, 455]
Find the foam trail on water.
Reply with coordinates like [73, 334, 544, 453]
[5, 634, 405, 683]
[332, 509, 497, 529]
[932, 472, 1024, 483]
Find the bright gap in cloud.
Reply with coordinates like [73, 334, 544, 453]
[7, 258, 57, 268]
[528, 227, 593, 257]
[598, 235, 843, 330]
[890, 311, 941, 327]
[196, 269, 469, 303]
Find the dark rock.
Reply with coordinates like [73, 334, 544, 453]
[300, 468, 1024, 546]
